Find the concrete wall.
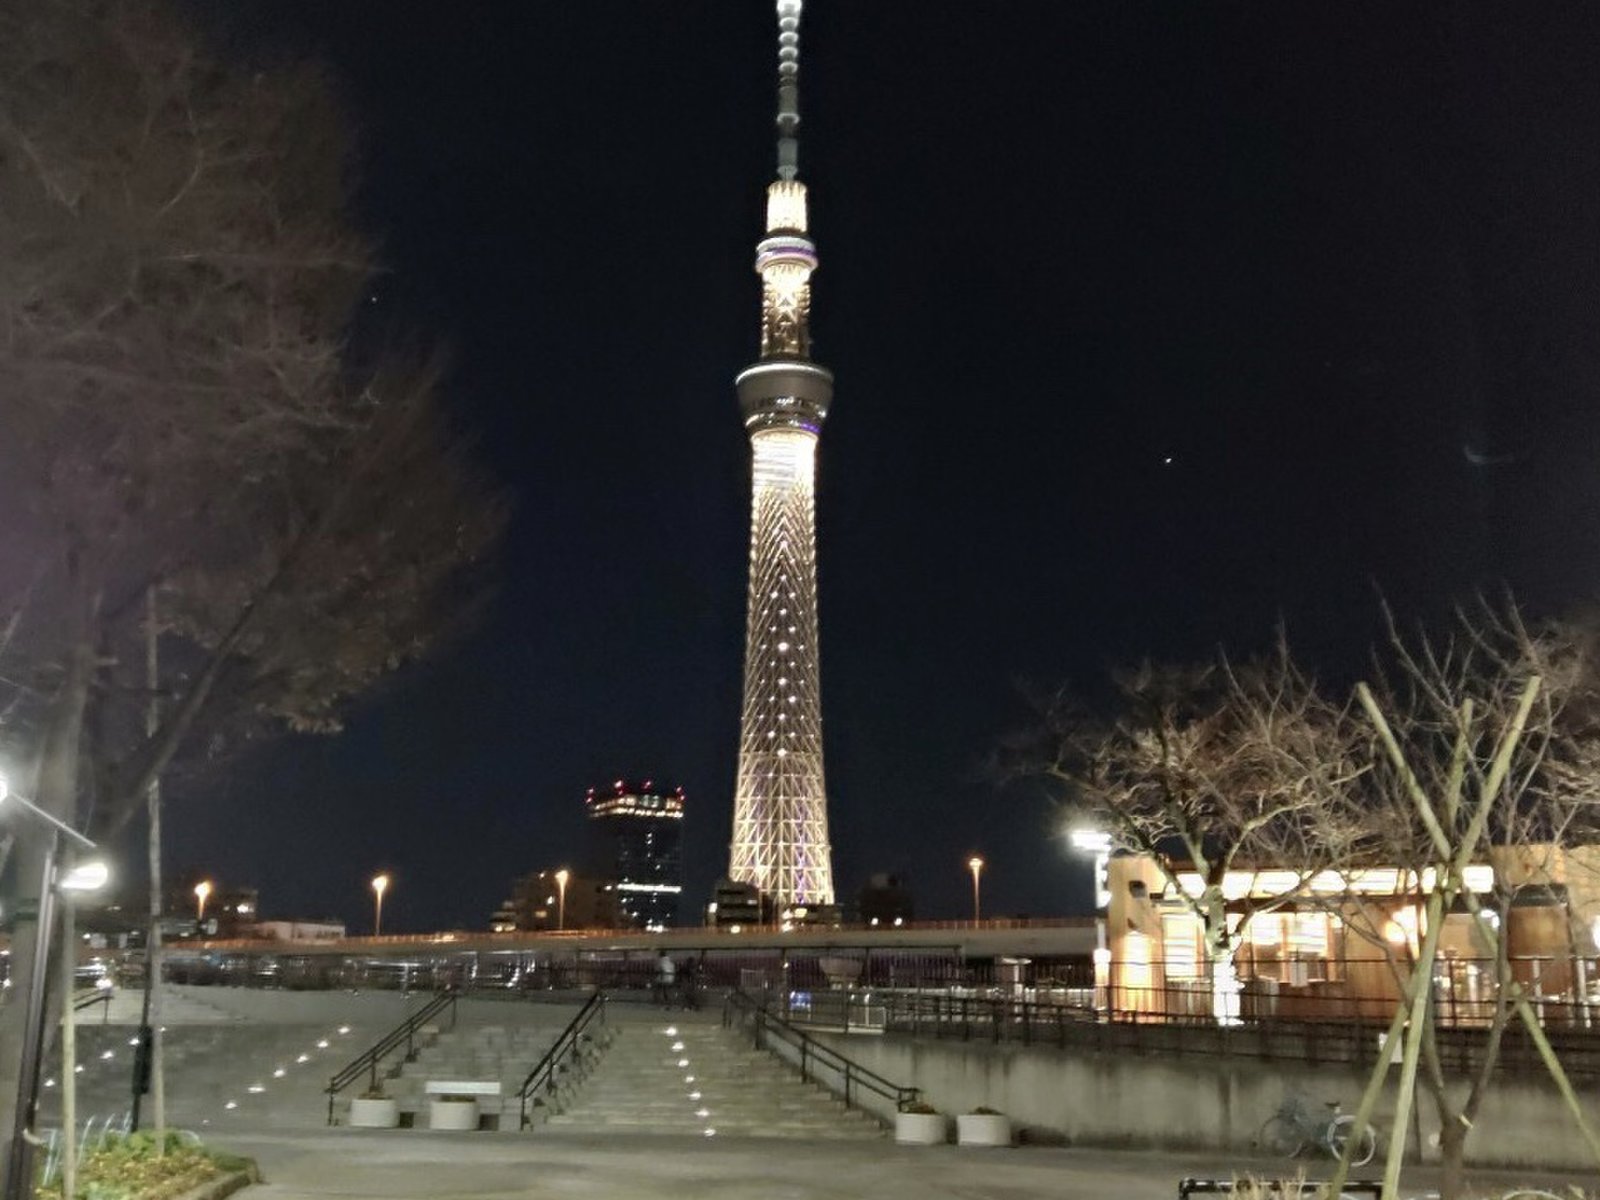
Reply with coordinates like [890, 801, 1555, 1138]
[811, 1030, 1600, 1172]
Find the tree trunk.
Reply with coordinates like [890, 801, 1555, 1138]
[1438, 1116, 1468, 1200]
[1205, 892, 1241, 1025]
[1210, 944, 1241, 1025]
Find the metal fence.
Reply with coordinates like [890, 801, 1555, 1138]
[773, 984, 1600, 1082]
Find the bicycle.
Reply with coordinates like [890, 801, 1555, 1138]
[1256, 1095, 1377, 1167]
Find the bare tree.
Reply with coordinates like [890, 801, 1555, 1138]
[0, 0, 503, 1171]
[1309, 603, 1600, 1199]
[1015, 646, 1362, 1023]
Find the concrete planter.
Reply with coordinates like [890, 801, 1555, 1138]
[894, 1111, 949, 1145]
[348, 1097, 399, 1129]
[428, 1098, 480, 1131]
[956, 1113, 1012, 1147]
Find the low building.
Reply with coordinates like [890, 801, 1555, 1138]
[1103, 844, 1600, 1023]
[165, 873, 258, 940]
[857, 872, 914, 926]
[491, 869, 621, 932]
[707, 877, 769, 928]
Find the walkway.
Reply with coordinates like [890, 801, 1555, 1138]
[217, 1129, 1589, 1200]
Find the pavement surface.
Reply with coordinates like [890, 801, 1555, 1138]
[214, 1129, 1595, 1200]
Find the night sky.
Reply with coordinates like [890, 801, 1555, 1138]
[168, 3, 1600, 932]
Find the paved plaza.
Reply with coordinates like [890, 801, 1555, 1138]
[52, 987, 1592, 1198]
[215, 1128, 1589, 1200]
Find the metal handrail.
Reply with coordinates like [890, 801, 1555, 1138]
[518, 990, 606, 1129]
[1178, 1183, 1380, 1197]
[325, 988, 458, 1123]
[723, 988, 920, 1114]
[72, 990, 112, 1023]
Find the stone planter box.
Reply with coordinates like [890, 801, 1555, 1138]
[956, 1113, 1012, 1147]
[428, 1098, 480, 1131]
[348, 1097, 399, 1129]
[894, 1111, 949, 1145]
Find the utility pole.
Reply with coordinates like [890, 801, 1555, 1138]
[131, 586, 165, 1141]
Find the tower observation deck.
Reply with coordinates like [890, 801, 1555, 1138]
[727, 0, 836, 912]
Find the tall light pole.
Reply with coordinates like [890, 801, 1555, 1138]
[193, 879, 213, 927]
[371, 873, 390, 937]
[554, 868, 570, 931]
[0, 780, 108, 1200]
[967, 856, 984, 925]
[1069, 828, 1114, 1018]
[57, 854, 109, 1200]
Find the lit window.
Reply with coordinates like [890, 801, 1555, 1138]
[1161, 912, 1201, 980]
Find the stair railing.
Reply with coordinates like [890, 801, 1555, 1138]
[73, 989, 112, 1024]
[325, 987, 458, 1124]
[723, 988, 920, 1116]
[517, 990, 606, 1129]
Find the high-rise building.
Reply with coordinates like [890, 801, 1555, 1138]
[727, 0, 837, 914]
[586, 780, 684, 930]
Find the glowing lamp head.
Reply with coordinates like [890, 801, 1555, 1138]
[371, 873, 389, 898]
[1070, 828, 1113, 854]
[555, 868, 570, 887]
[967, 856, 984, 875]
[61, 860, 110, 893]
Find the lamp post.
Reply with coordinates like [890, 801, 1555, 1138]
[1069, 828, 1114, 1017]
[554, 868, 570, 931]
[967, 856, 984, 925]
[0, 780, 109, 1200]
[193, 879, 213, 927]
[57, 853, 109, 1200]
[371, 873, 390, 937]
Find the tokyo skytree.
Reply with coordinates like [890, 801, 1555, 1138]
[726, 0, 835, 912]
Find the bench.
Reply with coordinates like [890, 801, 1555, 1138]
[1178, 1182, 1381, 1198]
[424, 1080, 502, 1098]
[424, 1080, 502, 1131]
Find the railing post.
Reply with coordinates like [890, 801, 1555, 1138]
[844, 1065, 853, 1110]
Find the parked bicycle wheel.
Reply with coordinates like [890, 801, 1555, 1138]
[1257, 1114, 1305, 1157]
[1326, 1113, 1377, 1167]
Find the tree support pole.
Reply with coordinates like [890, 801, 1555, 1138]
[1382, 892, 1445, 1200]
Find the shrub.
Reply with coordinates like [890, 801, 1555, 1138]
[38, 1131, 248, 1200]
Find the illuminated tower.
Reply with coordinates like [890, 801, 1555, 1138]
[727, 0, 835, 911]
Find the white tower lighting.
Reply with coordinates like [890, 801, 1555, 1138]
[727, 0, 836, 910]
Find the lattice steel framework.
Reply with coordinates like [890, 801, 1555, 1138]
[727, 0, 836, 909]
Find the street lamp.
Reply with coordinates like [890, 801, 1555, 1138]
[371, 873, 390, 937]
[193, 879, 213, 927]
[1068, 827, 1115, 1017]
[554, 868, 570, 931]
[967, 856, 984, 924]
[1068, 828, 1113, 912]
[0, 779, 108, 1200]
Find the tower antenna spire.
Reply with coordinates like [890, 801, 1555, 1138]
[775, 0, 802, 181]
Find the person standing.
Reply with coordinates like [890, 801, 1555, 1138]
[655, 951, 677, 1008]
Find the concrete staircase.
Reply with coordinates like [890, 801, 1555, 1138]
[544, 1012, 883, 1140]
[377, 1017, 577, 1129]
